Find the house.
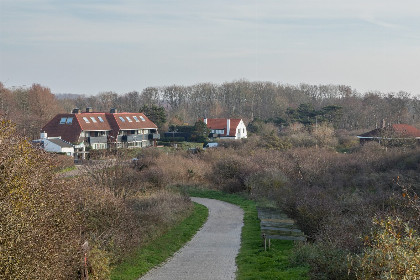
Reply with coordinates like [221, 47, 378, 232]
[203, 118, 247, 139]
[41, 108, 160, 157]
[357, 124, 420, 145]
[33, 133, 75, 156]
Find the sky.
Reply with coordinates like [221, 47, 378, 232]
[1, 0, 420, 96]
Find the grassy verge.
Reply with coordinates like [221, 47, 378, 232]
[110, 202, 209, 280]
[185, 188, 309, 280]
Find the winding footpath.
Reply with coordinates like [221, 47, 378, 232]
[139, 197, 244, 280]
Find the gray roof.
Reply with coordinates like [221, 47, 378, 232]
[47, 138, 74, 148]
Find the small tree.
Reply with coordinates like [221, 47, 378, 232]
[139, 104, 167, 130]
[191, 120, 210, 142]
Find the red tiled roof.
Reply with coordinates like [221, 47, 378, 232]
[75, 113, 112, 131]
[204, 118, 242, 137]
[42, 114, 83, 143]
[112, 113, 157, 130]
[392, 124, 420, 137]
[358, 124, 420, 138]
[42, 111, 158, 144]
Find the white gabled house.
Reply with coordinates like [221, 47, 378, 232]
[203, 118, 247, 139]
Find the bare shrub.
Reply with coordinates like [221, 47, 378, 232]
[311, 123, 338, 148]
[245, 168, 287, 198]
[290, 242, 355, 280]
[49, 153, 75, 170]
[208, 152, 256, 192]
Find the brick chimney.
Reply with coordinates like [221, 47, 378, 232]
[86, 107, 93, 113]
[110, 108, 118, 113]
[72, 108, 81, 114]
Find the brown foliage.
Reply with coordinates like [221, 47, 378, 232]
[1, 118, 81, 279]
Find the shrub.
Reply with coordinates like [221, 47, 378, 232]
[350, 217, 420, 280]
[1, 119, 81, 279]
[290, 242, 355, 280]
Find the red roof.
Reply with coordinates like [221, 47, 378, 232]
[358, 124, 420, 138]
[42, 112, 158, 144]
[42, 114, 83, 143]
[392, 124, 420, 137]
[204, 118, 242, 137]
[112, 113, 157, 130]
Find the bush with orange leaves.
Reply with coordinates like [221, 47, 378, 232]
[0, 118, 81, 279]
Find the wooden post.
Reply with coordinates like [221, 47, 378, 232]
[262, 233, 267, 251]
[81, 241, 89, 280]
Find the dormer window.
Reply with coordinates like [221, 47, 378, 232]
[60, 117, 67, 124]
[98, 116, 104, 122]
[139, 116, 146, 121]
[66, 117, 73, 124]
[83, 117, 90, 123]
[126, 116, 133, 122]
[90, 117, 97, 123]
[119, 117, 125, 122]
[133, 116, 140, 122]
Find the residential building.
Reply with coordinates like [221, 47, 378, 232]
[357, 124, 420, 145]
[203, 118, 247, 139]
[41, 108, 160, 157]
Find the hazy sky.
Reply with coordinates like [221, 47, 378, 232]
[1, 0, 420, 96]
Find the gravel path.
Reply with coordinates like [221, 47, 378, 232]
[139, 197, 244, 280]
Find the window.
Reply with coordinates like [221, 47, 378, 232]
[133, 116, 139, 122]
[119, 116, 125, 122]
[83, 117, 90, 123]
[139, 116, 146, 121]
[66, 117, 73, 124]
[126, 116, 133, 122]
[90, 117, 97, 123]
[60, 117, 67, 124]
[97, 116, 104, 122]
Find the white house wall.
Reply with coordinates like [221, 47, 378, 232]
[43, 140, 74, 156]
[235, 120, 248, 139]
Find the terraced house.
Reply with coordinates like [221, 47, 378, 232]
[41, 108, 159, 157]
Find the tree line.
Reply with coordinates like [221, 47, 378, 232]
[1, 80, 420, 138]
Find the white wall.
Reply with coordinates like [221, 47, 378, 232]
[235, 120, 248, 139]
[43, 140, 74, 156]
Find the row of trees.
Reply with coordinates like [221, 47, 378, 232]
[61, 81, 419, 129]
[2, 80, 420, 139]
